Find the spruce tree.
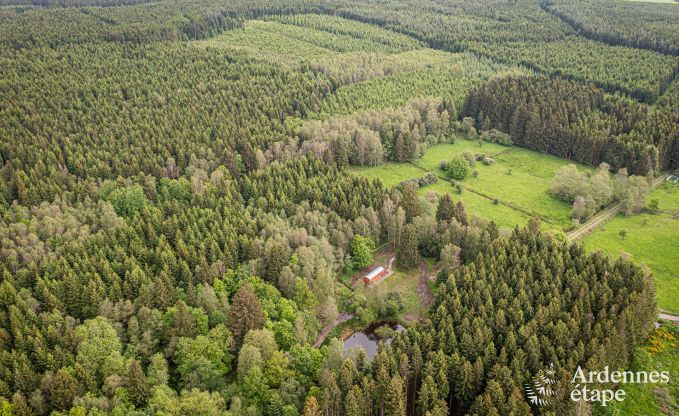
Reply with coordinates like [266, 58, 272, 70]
[228, 284, 265, 349]
[435, 193, 455, 223]
[453, 201, 468, 226]
[400, 182, 421, 223]
[384, 376, 406, 416]
[397, 224, 419, 269]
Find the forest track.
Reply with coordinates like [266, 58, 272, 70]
[567, 174, 668, 241]
[417, 260, 434, 308]
[313, 312, 356, 348]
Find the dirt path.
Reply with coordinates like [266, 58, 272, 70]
[658, 313, 679, 326]
[313, 312, 355, 348]
[417, 260, 435, 308]
[567, 174, 668, 241]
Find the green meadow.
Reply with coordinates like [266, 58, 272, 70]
[583, 182, 679, 313]
[352, 139, 583, 232]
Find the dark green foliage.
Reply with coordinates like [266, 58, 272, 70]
[228, 285, 265, 349]
[435, 193, 455, 223]
[337, 224, 655, 415]
[462, 76, 679, 174]
[543, 0, 679, 56]
[396, 223, 419, 268]
[0, 1, 668, 414]
[399, 182, 421, 222]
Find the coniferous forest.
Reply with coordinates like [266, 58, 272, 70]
[0, 0, 677, 415]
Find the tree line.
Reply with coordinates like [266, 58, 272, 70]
[461, 75, 679, 175]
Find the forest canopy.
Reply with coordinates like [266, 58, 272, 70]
[0, 0, 675, 414]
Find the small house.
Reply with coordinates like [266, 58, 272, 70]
[363, 266, 388, 285]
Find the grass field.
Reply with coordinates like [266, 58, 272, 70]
[583, 182, 679, 314]
[351, 139, 584, 232]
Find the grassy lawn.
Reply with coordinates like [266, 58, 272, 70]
[603, 324, 679, 415]
[350, 163, 429, 188]
[583, 182, 679, 314]
[352, 140, 583, 233]
[422, 181, 535, 230]
[415, 140, 582, 229]
[364, 265, 422, 320]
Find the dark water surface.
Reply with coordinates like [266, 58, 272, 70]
[343, 321, 405, 360]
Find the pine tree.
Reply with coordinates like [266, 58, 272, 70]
[384, 376, 406, 416]
[396, 224, 419, 269]
[228, 284, 265, 349]
[400, 182, 421, 222]
[435, 193, 455, 223]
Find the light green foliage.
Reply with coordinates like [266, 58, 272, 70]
[583, 183, 679, 313]
[351, 234, 375, 269]
[75, 317, 123, 385]
[194, 17, 449, 86]
[354, 141, 584, 230]
[148, 385, 225, 416]
[316, 57, 521, 117]
[340, 0, 678, 102]
[174, 325, 233, 390]
[604, 325, 679, 415]
[445, 156, 470, 180]
[102, 184, 148, 217]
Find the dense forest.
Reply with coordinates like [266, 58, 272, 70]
[541, 0, 679, 56]
[0, 0, 677, 414]
[461, 76, 679, 175]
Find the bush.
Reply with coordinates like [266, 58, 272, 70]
[480, 128, 513, 145]
[446, 156, 469, 180]
[462, 150, 475, 167]
[482, 157, 495, 165]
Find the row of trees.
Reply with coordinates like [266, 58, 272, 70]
[551, 163, 651, 221]
[298, 98, 453, 165]
[542, 0, 679, 56]
[338, 0, 678, 102]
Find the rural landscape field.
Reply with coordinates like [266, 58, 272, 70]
[0, 0, 678, 415]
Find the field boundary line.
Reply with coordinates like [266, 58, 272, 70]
[409, 160, 558, 226]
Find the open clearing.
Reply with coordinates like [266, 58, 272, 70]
[352, 139, 586, 232]
[582, 182, 679, 314]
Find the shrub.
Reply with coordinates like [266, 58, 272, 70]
[446, 156, 469, 180]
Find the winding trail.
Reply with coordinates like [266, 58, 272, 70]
[313, 312, 356, 348]
[567, 174, 668, 241]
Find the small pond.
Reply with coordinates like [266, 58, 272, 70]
[343, 321, 405, 360]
